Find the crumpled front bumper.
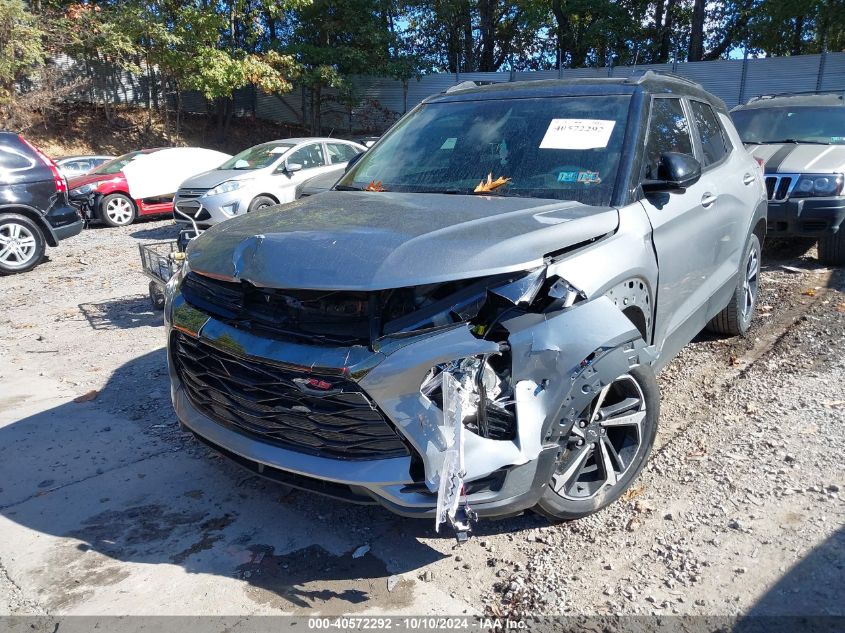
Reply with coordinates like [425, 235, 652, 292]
[166, 284, 644, 519]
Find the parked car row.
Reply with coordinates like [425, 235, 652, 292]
[0, 135, 368, 274]
[3, 73, 845, 540]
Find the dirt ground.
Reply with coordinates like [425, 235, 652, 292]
[24, 104, 311, 160]
[0, 217, 843, 623]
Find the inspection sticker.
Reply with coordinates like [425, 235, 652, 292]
[540, 118, 616, 150]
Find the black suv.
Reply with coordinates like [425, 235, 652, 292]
[0, 132, 83, 274]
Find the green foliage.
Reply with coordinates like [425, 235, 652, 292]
[1, 0, 837, 130]
[0, 0, 46, 100]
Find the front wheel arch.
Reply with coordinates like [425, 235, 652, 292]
[247, 194, 279, 213]
[535, 362, 660, 521]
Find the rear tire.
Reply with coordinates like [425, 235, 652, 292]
[535, 364, 660, 522]
[818, 230, 845, 266]
[706, 233, 761, 336]
[149, 280, 166, 310]
[248, 196, 276, 213]
[0, 214, 46, 275]
[99, 193, 137, 227]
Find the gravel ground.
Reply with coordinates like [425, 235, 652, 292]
[0, 219, 842, 621]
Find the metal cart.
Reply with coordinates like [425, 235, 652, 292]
[138, 206, 202, 310]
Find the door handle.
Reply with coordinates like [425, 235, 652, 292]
[743, 173, 755, 185]
[701, 192, 718, 208]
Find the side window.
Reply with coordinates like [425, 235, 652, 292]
[690, 101, 731, 167]
[287, 143, 326, 170]
[326, 143, 359, 164]
[644, 98, 693, 179]
[0, 147, 35, 172]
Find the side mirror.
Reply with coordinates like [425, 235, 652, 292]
[285, 161, 303, 173]
[344, 152, 364, 173]
[642, 152, 701, 193]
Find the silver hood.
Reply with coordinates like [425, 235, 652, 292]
[179, 168, 265, 190]
[186, 191, 618, 291]
[746, 143, 845, 174]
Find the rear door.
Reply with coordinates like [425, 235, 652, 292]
[639, 96, 720, 354]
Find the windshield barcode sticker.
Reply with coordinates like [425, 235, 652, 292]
[540, 119, 616, 150]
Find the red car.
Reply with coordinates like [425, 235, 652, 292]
[68, 149, 172, 227]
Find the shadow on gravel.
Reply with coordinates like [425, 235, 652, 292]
[130, 223, 182, 240]
[78, 295, 163, 330]
[0, 348, 533, 611]
[742, 526, 845, 619]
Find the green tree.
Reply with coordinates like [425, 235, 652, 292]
[286, 0, 419, 133]
[0, 0, 46, 101]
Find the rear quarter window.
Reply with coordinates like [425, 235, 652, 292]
[690, 101, 731, 166]
[0, 147, 36, 174]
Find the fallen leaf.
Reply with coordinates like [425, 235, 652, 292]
[836, 303, 845, 313]
[73, 390, 99, 403]
[365, 180, 385, 192]
[620, 482, 645, 502]
[474, 172, 511, 193]
[802, 288, 817, 297]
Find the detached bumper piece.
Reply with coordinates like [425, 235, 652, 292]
[171, 332, 409, 460]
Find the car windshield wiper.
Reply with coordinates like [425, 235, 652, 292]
[761, 139, 830, 145]
[334, 184, 364, 191]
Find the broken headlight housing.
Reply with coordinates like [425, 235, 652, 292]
[383, 266, 581, 339]
[420, 354, 516, 440]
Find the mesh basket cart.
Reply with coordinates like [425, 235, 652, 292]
[138, 241, 185, 310]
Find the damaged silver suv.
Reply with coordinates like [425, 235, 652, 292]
[165, 72, 767, 537]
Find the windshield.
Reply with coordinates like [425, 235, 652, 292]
[337, 95, 630, 206]
[732, 106, 845, 145]
[219, 143, 295, 170]
[91, 151, 146, 175]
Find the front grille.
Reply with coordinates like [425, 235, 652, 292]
[172, 332, 409, 460]
[181, 272, 373, 345]
[764, 174, 795, 201]
[177, 188, 210, 199]
[802, 220, 828, 232]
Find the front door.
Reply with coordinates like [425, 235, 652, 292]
[639, 96, 720, 355]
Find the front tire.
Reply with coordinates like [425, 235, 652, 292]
[247, 195, 276, 213]
[706, 233, 761, 336]
[100, 193, 137, 227]
[535, 364, 660, 521]
[0, 214, 46, 275]
[818, 230, 845, 266]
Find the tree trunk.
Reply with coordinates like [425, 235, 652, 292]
[478, 0, 495, 71]
[658, 0, 676, 63]
[689, 0, 705, 62]
[551, 0, 570, 68]
[791, 15, 805, 56]
[653, 0, 665, 62]
[175, 88, 182, 139]
[462, 0, 474, 72]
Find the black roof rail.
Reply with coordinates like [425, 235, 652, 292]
[747, 89, 845, 103]
[625, 70, 702, 89]
[444, 80, 479, 94]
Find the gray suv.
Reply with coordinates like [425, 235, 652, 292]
[165, 72, 766, 537]
[731, 92, 845, 265]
